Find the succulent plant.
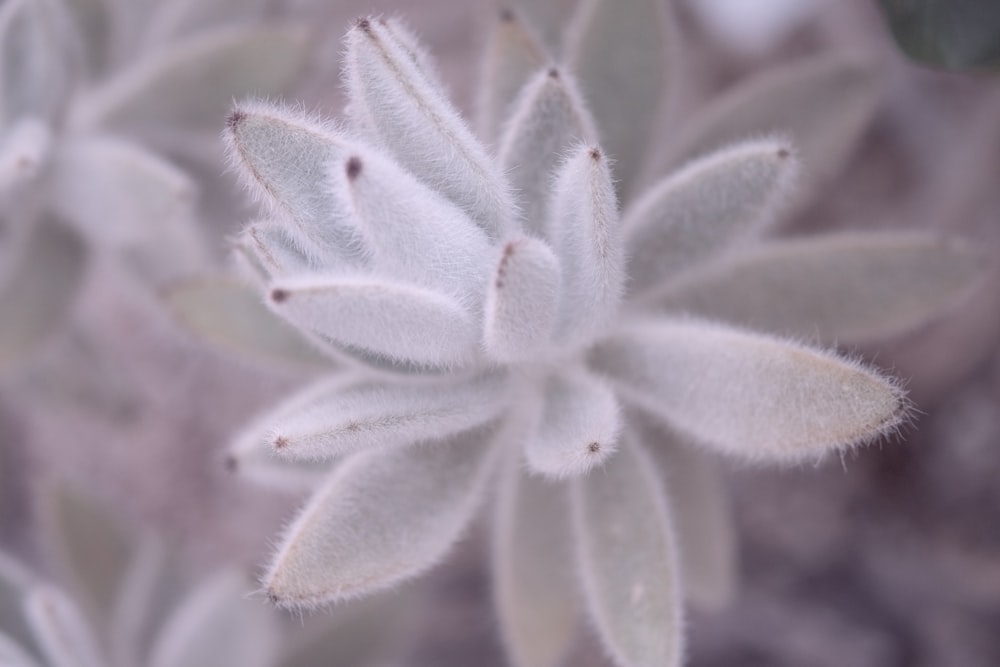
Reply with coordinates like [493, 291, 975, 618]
[169, 3, 983, 666]
[0, 0, 312, 373]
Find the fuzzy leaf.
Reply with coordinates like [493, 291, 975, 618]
[165, 277, 334, 370]
[499, 67, 597, 237]
[0, 631, 39, 667]
[148, 571, 277, 667]
[267, 276, 482, 368]
[478, 9, 548, 142]
[572, 434, 683, 667]
[72, 25, 310, 134]
[631, 413, 736, 610]
[329, 148, 492, 305]
[270, 375, 507, 461]
[664, 53, 879, 202]
[0, 116, 50, 197]
[0, 219, 86, 373]
[232, 222, 311, 284]
[42, 485, 133, 622]
[344, 17, 514, 239]
[0, 0, 67, 122]
[591, 319, 907, 462]
[23, 586, 103, 667]
[483, 237, 562, 362]
[226, 374, 359, 492]
[493, 453, 576, 667]
[265, 425, 499, 607]
[652, 232, 986, 343]
[525, 369, 621, 478]
[224, 103, 364, 265]
[624, 137, 799, 297]
[567, 0, 675, 198]
[49, 135, 196, 247]
[549, 144, 624, 346]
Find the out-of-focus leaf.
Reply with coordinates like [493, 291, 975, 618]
[877, 0, 1000, 71]
[41, 485, 133, 622]
[0, 219, 86, 373]
[0, 552, 40, 658]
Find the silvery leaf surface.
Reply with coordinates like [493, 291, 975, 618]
[71, 25, 311, 136]
[268, 374, 507, 461]
[650, 232, 987, 343]
[0, 0, 70, 124]
[662, 53, 880, 208]
[344, 17, 515, 239]
[572, 434, 683, 667]
[493, 451, 577, 667]
[624, 137, 799, 297]
[591, 318, 908, 462]
[165, 277, 335, 370]
[630, 412, 737, 611]
[566, 0, 676, 200]
[147, 570, 278, 667]
[0, 219, 86, 373]
[264, 424, 500, 608]
[498, 66, 596, 237]
[478, 9, 548, 142]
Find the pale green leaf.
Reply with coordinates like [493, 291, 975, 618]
[493, 452, 577, 667]
[651, 232, 987, 343]
[567, 0, 676, 199]
[164, 277, 335, 370]
[572, 435, 683, 667]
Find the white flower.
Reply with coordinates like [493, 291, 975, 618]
[185, 5, 982, 667]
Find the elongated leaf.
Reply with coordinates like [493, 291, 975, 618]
[567, 0, 676, 199]
[624, 137, 798, 296]
[224, 103, 364, 265]
[71, 25, 310, 133]
[484, 236, 561, 362]
[572, 435, 683, 667]
[265, 425, 499, 607]
[590, 319, 907, 462]
[232, 222, 311, 284]
[165, 277, 334, 370]
[652, 232, 986, 343]
[344, 17, 514, 239]
[41, 485, 133, 622]
[663, 53, 880, 203]
[49, 135, 196, 247]
[478, 8, 548, 142]
[549, 144, 623, 346]
[148, 571, 277, 667]
[329, 148, 492, 305]
[0, 116, 50, 197]
[267, 276, 482, 368]
[498, 67, 597, 237]
[0, 631, 39, 667]
[493, 452, 576, 667]
[226, 375, 360, 492]
[270, 374, 507, 461]
[630, 413, 736, 610]
[878, 0, 1000, 70]
[0, 219, 85, 373]
[524, 369, 620, 478]
[0, 0, 68, 122]
[23, 586, 103, 667]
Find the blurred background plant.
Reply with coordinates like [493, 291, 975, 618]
[1, 0, 999, 666]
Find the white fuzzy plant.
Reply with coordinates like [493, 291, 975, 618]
[169, 4, 982, 667]
[0, 0, 311, 373]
